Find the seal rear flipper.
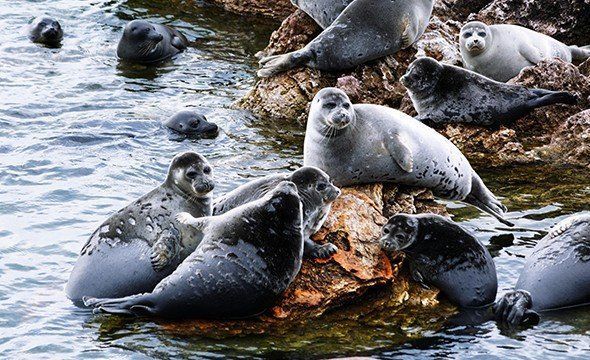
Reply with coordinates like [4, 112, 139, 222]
[529, 89, 578, 107]
[569, 45, 590, 61]
[493, 290, 537, 328]
[304, 238, 338, 259]
[83, 294, 156, 316]
[465, 175, 514, 227]
[258, 51, 310, 78]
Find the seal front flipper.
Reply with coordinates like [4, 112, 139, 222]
[258, 51, 311, 78]
[304, 238, 338, 259]
[176, 212, 209, 231]
[410, 266, 430, 290]
[171, 36, 187, 50]
[150, 230, 181, 272]
[518, 43, 543, 66]
[494, 290, 540, 328]
[400, 15, 415, 48]
[385, 132, 414, 173]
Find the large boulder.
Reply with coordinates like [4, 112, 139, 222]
[208, 0, 295, 19]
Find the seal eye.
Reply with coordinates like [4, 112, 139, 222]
[203, 166, 212, 175]
[317, 183, 327, 191]
[463, 32, 472, 39]
[189, 120, 199, 128]
[324, 102, 337, 110]
[478, 32, 487, 37]
[342, 103, 350, 109]
[186, 170, 198, 179]
[383, 228, 390, 234]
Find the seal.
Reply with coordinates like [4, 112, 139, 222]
[258, 0, 435, 77]
[401, 57, 578, 126]
[460, 21, 590, 82]
[494, 213, 590, 328]
[303, 87, 513, 226]
[164, 110, 219, 138]
[380, 214, 498, 308]
[117, 20, 189, 64]
[65, 152, 215, 305]
[83, 181, 304, 319]
[28, 17, 63, 47]
[290, 0, 353, 29]
[213, 166, 341, 259]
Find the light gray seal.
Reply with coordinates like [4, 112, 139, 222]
[213, 166, 341, 259]
[164, 110, 219, 138]
[28, 17, 63, 47]
[494, 213, 590, 328]
[117, 20, 189, 64]
[303, 87, 513, 226]
[258, 0, 435, 77]
[83, 181, 304, 319]
[460, 21, 590, 82]
[401, 57, 578, 126]
[291, 0, 353, 29]
[65, 152, 215, 305]
[380, 214, 498, 308]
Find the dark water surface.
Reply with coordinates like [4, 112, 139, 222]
[0, 1, 589, 359]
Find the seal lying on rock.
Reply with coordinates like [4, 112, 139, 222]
[213, 167, 341, 259]
[303, 87, 513, 226]
[460, 21, 590, 82]
[258, 0, 435, 77]
[402, 57, 578, 126]
[494, 213, 590, 328]
[380, 214, 498, 308]
[84, 181, 304, 319]
[290, 0, 353, 29]
[164, 110, 219, 138]
[28, 17, 63, 47]
[66, 152, 214, 305]
[117, 20, 189, 64]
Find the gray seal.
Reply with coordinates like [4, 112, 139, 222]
[303, 87, 512, 226]
[164, 110, 219, 138]
[28, 17, 63, 47]
[65, 152, 215, 305]
[460, 21, 590, 82]
[291, 0, 353, 29]
[213, 166, 341, 259]
[401, 57, 578, 127]
[380, 214, 498, 308]
[83, 181, 304, 319]
[117, 20, 189, 64]
[494, 213, 590, 328]
[258, 0, 435, 77]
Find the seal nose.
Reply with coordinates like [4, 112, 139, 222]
[331, 112, 350, 127]
[43, 27, 58, 38]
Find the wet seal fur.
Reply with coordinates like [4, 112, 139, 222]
[84, 181, 304, 319]
[213, 166, 341, 259]
[164, 110, 219, 138]
[494, 213, 590, 329]
[258, 0, 435, 77]
[303, 87, 513, 226]
[28, 17, 63, 47]
[402, 57, 578, 127]
[460, 21, 590, 82]
[66, 152, 215, 305]
[117, 20, 189, 64]
[380, 214, 498, 308]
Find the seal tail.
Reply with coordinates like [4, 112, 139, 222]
[258, 51, 310, 78]
[493, 290, 540, 329]
[569, 45, 590, 61]
[465, 174, 514, 227]
[529, 89, 578, 108]
[83, 294, 157, 316]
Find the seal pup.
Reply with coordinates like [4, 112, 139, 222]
[303, 87, 513, 226]
[380, 214, 498, 308]
[213, 167, 341, 259]
[164, 110, 219, 138]
[291, 0, 354, 29]
[494, 213, 590, 328]
[28, 17, 63, 47]
[401, 57, 578, 126]
[84, 181, 304, 319]
[258, 0, 435, 77]
[66, 152, 215, 305]
[460, 21, 590, 82]
[117, 20, 189, 64]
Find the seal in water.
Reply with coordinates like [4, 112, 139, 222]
[401, 57, 578, 127]
[303, 87, 513, 226]
[380, 214, 498, 308]
[213, 166, 341, 259]
[290, 0, 354, 29]
[117, 20, 189, 64]
[28, 17, 63, 47]
[84, 181, 304, 319]
[164, 110, 219, 138]
[65, 152, 215, 305]
[258, 0, 435, 77]
[494, 213, 590, 328]
[460, 21, 590, 82]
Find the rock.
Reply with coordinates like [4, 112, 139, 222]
[435, 0, 495, 21]
[207, 0, 295, 19]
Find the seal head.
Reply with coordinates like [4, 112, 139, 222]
[29, 17, 63, 47]
[166, 151, 215, 197]
[380, 214, 420, 252]
[400, 57, 443, 97]
[310, 88, 356, 133]
[164, 111, 219, 138]
[460, 22, 491, 56]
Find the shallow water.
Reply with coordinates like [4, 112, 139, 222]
[0, 1, 589, 359]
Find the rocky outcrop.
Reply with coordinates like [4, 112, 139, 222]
[208, 0, 294, 19]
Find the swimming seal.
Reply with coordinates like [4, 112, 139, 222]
[380, 214, 498, 308]
[28, 17, 63, 47]
[460, 21, 590, 82]
[258, 0, 435, 77]
[117, 20, 189, 64]
[84, 181, 304, 319]
[213, 166, 341, 259]
[401, 57, 578, 126]
[65, 152, 215, 305]
[303, 87, 513, 226]
[494, 213, 590, 328]
[290, 0, 353, 29]
[164, 111, 219, 138]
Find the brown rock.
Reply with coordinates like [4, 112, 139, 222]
[435, 0, 494, 21]
[207, 0, 295, 19]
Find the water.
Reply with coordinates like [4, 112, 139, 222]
[0, 1, 589, 359]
